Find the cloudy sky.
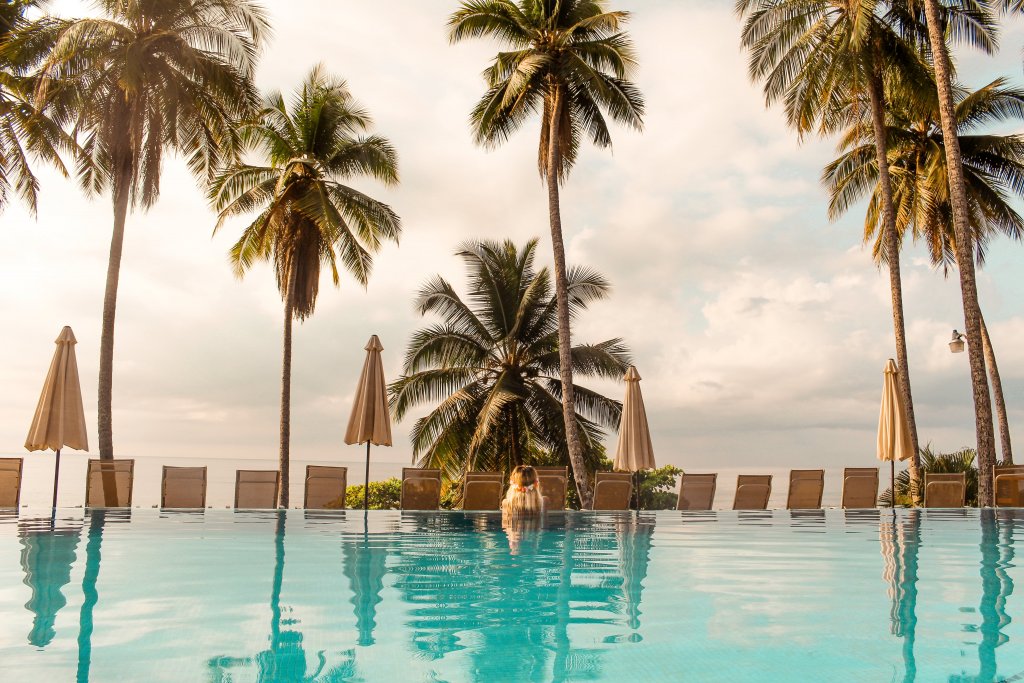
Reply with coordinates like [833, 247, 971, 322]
[2, 0, 1022, 475]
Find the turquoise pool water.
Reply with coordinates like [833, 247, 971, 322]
[1, 509, 1022, 682]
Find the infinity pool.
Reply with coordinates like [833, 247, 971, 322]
[1, 509, 1022, 682]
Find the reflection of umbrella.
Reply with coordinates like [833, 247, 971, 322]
[25, 326, 89, 509]
[19, 518, 81, 647]
[616, 516, 654, 633]
[344, 336, 392, 511]
[880, 510, 919, 682]
[613, 367, 656, 509]
[341, 535, 387, 646]
[877, 359, 913, 506]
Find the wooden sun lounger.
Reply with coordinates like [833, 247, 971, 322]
[677, 473, 717, 510]
[161, 465, 207, 508]
[534, 466, 568, 511]
[304, 465, 348, 510]
[841, 467, 879, 509]
[787, 469, 824, 510]
[994, 465, 1024, 507]
[591, 472, 633, 510]
[234, 469, 280, 509]
[85, 458, 135, 508]
[462, 471, 502, 510]
[923, 472, 966, 508]
[0, 458, 23, 509]
[401, 468, 442, 510]
[733, 474, 772, 510]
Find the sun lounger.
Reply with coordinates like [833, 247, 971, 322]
[534, 466, 568, 510]
[591, 472, 633, 510]
[923, 472, 966, 508]
[85, 458, 135, 508]
[993, 465, 1024, 507]
[304, 465, 348, 509]
[402, 468, 442, 510]
[161, 466, 207, 508]
[234, 470, 280, 509]
[0, 458, 23, 508]
[676, 473, 717, 510]
[841, 467, 879, 509]
[733, 475, 772, 510]
[787, 469, 824, 510]
[462, 471, 502, 510]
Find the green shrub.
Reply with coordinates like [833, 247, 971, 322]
[345, 478, 402, 510]
[880, 445, 979, 507]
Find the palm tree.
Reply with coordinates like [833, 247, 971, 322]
[18, 0, 269, 459]
[736, 0, 992, 502]
[0, 0, 71, 214]
[824, 77, 1024, 464]
[447, 0, 644, 506]
[211, 66, 400, 507]
[390, 239, 629, 482]
[916, 0, 999, 505]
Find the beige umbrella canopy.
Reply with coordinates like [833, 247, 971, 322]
[345, 335, 392, 510]
[25, 326, 89, 508]
[614, 366, 656, 510]
[878, 359, 914, 506]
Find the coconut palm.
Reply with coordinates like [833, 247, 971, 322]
[916, 0, 1000, 504]
[447, 0, 644, 506]
[0, 0, 71, 215]
[16, 0, 269, 458]
[390, 239, 629, 482]
[736, 0, 992, 501]
[211, 66, 400, 508]
[824, 77, 1024, 463]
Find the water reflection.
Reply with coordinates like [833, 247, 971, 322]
[880, 509, 920, 683]
[341, 527, 386, 646]
[19, 516, 82, 647]
[208, 513, 357, 682]
[78, 509, 130, 683]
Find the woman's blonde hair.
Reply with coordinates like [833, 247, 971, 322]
[502, 465, 544, 517]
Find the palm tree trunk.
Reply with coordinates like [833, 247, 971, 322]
[921, 0, 996, 506]
[545, 84, 592, 508]
[279, 269, 297, 509]
[867, 65, 922, 504]
[979, 312, 1011, 464]
[97, 160, 132, 459]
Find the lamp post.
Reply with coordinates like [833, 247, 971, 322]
[949, 330, 966, 354]
[947, 326, 1013, 464]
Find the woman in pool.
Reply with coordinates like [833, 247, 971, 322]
[501, 465, 544, 517]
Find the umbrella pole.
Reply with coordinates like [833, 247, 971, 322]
[364, 441, 371, 511]
[891, 461, 896, 508]
[51, 449, 61, 510]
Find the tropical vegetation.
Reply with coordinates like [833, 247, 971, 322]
[13, 0, 269, 459]
[211, 66, 401, 507]
[389, 238, 629, 481]
[882, 445, 979, 507]
[448, 0, 644, 507]
[823, 76, 1024, 465]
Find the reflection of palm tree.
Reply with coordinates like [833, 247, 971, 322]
[880, 510, 920, 683]
[208, 512, 357, 682]
[18, 516, 81, 647]
[77, 509, 130, 683]
[950, 510, 1017, 683]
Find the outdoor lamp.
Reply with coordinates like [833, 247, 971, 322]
[949, 330, 966, 354]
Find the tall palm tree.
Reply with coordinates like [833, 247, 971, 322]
[736, 0, 991, 501]
[390, 239, 629, 481]
[18, 0, 269, 458]
[824, 77, 1024, 464]
[211, 66, 400, 507]
[447, 0, 644, 506]
[916, 0, 999, 505]
[0, 0, 71, 214]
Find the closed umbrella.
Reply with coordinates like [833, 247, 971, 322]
[878, 359, 914, 507]
[344, 335, 392, 510]
[613, 366, 656, 509]
[25, 326, 89, 509]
